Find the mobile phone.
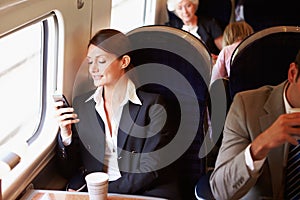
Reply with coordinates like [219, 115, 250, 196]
[53, 93, 71, 108]
[53, 93, 74, 120]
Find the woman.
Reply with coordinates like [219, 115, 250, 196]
[166, 0, 223, 57]
[54, 29, 179, 199]
[210, 21, 254, 84]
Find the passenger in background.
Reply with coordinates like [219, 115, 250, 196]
[54, 29, 179, 199]
[210, 50, 300, 199]
[210, 21, 253, 84]
[166, 0, 223, 58]
[235, 0, 245, 21]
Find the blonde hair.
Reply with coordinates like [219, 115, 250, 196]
[222, 21, 254, 47]
[167, 0, 199, 12]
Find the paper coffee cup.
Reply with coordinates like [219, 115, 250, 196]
[85, 172, 109, 200]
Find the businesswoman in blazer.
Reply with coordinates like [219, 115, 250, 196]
[54, 29, 179, 199]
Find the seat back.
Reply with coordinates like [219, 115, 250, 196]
[242, 0, 300, 31]
[197, 0, 233, 30]
[208, 78, 231, 148]
[229, 26, 300, 101]
[195, 78, 231, 200]
[126, 25, 211, 200]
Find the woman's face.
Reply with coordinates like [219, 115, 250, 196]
[87, 44, 124, 88]
[175, 0, 197, 23]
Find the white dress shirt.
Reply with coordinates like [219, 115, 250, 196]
[182, 25, 201, 40]
[93, 79, 141, 181]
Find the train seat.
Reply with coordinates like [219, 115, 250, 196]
[126, 25, 212, 200]
[195, 77, 231, 200]
[241, 0, 300, 32]
[196, 0, 233, 30]
[229, 25, 300, 101]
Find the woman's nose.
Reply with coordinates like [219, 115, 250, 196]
[90, 63, 99, 73]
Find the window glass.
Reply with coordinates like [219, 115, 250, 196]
[0, 23, 43, 151]
[111, 0, 146, 33]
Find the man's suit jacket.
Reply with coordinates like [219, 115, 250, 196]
[210, 81, 288, 199]
[57, 89, 179, 199]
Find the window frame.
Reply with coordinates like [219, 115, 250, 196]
[1, 12, 61, 200]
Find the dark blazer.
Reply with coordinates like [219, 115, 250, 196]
[57, 89, 180, 199]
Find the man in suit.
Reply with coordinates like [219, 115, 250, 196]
[210, 49, 300, 199]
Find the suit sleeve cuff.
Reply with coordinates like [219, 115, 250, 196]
[61, 132, 72, 146]
[245, 144, 265, 173]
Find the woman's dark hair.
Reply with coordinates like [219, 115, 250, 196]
[88, 29, 134, 72]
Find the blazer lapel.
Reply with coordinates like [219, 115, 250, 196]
[117, 102, 141, 155]
[80, 99, 106, 163]
[259, 81, 287, 199]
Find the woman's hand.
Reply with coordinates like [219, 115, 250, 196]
[54, 101, 80, 137]
[211, 53, 218, 65]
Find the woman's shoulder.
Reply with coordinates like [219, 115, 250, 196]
[137, 89, 160, 99]
[165, 13, 183, 28]
[198, 15, 218, 25]
[197, 16, 223, 36]
[136, 89, 164, 105]
[73, 89, 96, 105]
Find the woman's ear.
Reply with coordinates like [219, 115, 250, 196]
[121, 55, 131, 69]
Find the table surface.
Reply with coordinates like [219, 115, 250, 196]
[20, 189, 168, 200]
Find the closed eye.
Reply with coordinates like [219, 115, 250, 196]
[98, 59, 106, 64]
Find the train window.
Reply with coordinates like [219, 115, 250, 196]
[0, 23, 43, 153]
[110, 0, 169, 33]
[111, 0, 146, 32]
[0, 13, 58, 194]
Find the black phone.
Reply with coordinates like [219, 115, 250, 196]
[53, 93, 74, 120]
[52, 93, 71, 108]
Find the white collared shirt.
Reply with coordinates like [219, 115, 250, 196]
[283, 83, 292, 114]
[92, 79, 141, 181]
[182, 25, 201, 40]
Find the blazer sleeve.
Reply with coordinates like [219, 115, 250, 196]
[56, 121, 83, 179]
[209, 93, 261, 199]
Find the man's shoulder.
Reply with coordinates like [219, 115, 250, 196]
[235, 81, 286, 102]
[238, 84, 275, 96]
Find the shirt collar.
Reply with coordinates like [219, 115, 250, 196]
[120, 79, 142, 106]
[85, 79, 142, 106]
[182, 25, 201, 39]
[283, 82, 292, 113]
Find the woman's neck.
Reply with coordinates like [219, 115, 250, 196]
[103, 77, 128, 104]
[184, 15, 198, 26]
